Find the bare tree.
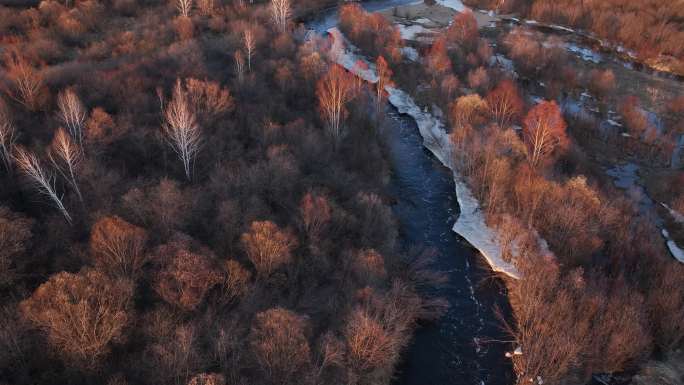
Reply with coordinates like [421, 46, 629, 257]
[13, 147, 71, 223]
[162, 79, 202, 181]
[176, 0, 193, 17]
[241, 220, 297, 278]
[3, 49, 43, 111]
[48, 128, 84, 203]
[57, 88, 87, 146]
[316, 65, 358, 142]
[234, 51, 245, 85]
[522, 100, 568, 168]
[375, 56, 393, 117]
[243, 29, 255, 71]
[90, 216, 149, 279]
[270, 0, 291, 33]
[0, 100, 16, 172]
[249, 307, 311, 383]
[19, 269, 133, 369]
[486, 79, 523, 128]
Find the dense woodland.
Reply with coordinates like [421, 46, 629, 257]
[0, 1, 447, 385]
[1, 1, 684, 385]
[337, 4, 684, 385]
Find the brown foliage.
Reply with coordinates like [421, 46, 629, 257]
[316, 64, 359, 141]
[154, 242, 222, 312]
[241, 220, 297, 278]
[90, 215, 149, 278]
[299, 191, 332, 240]
[249, 307, 311, 383]
[19, 269, 133, 369]
[486, 79, 524, 128]
[522, 100, 568, 168]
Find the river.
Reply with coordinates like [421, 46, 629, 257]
[308, 2, 516, 385]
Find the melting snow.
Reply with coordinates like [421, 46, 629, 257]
[327, 27, 521, 279]
[401, 46, 420, 62]
[435, 0, 467, 12]
[662, 229, 684, 263]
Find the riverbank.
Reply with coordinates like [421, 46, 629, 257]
[327, 27, 521, 279]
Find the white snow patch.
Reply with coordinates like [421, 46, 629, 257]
[397, 23, 432, 41]
[662, 203, 684, 224]
[401, 46, 420, 62]
[606, 119, 623, 127]
[328, 27, 522, 279]
[566, 43, 602, 63]
[662, 229, 684, 263]
[435, 0, 466, 12]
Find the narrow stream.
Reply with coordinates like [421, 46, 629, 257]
[384, 107, 514, 385]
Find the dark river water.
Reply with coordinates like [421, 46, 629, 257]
[307, 2, 516, 385]
[384, 108, 514, 385]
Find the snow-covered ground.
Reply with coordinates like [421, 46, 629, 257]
[435, 0, 466, 12]
[327, 27, 522, 279]
[662, 229, 684, 263]
[397, 23, 434, 41]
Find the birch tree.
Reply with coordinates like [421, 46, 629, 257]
[522, 100, 568, 168]
[375, 56, 393, 114]
[316, 65, 358, 142]
[270, 0, 291, 33]
[13, 147, 72, 223]
[0, 100, 16, 172]
[49, 128, 84, 203]
[4, 49, 43, 111]
[234, 51, 245, 85]
[176, 0, 193, 17]
[57, 88, 87, 146]
[486, 79, 523, 128]
[162, 79, 202, 181]
[243, 29, 255, 71]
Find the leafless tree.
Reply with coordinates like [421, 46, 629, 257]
[270, 0, 291, 33]
[19, 269, 133, 369]
[0, 100, 16, 172]
[57, 88, 87, 146]
[522, 100, 568, 168]
[13, 147, 71, 223]
[241, 220, 297, 278]
[90, 216, 149, 279]
[3, 49, 43, 111]
[48, 128, 84, 203]
[176, 0, 193, 17]
[234, 51, 245, 85]
[317, 65, 358, 142]
[243, 29, 255, 71]
[162, 79, 202, 181]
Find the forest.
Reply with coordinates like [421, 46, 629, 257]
[1, 0, 684, 385]
[336, 2, 684, 385]
[0, 1, 447, 384]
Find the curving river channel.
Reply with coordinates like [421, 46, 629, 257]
[309, 2, 516, 385]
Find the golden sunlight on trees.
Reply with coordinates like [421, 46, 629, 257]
[450, 94, 489, 128]
[20, 269, 133, 369]
[375, 56, 393, 110]
[249, 308, 311, 383]
[316, 65, 359, 142]
[90, 216, 149, 278]
[2, 49, 44, 111]
[48, 128, 84, 203]
[486, 79, 524, 128]
[522, 100, 568, 168]
[176, 0, 193, 17]
[13, 147, 71, 223]
[270, 0, 291, 33]
[345, 308, 396, 371]
[162, 79, 203, 181]
[241, 220, 297, 278]
[56, 88, 87, 147]
[243, 29, 255, 72]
